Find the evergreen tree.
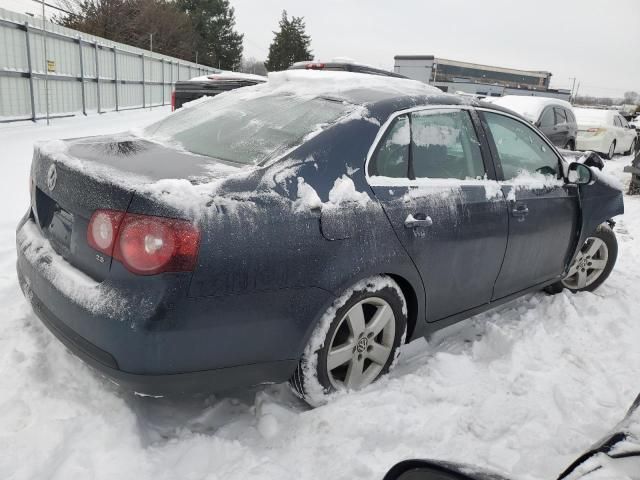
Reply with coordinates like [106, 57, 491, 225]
[58, 0, 195, 60]
[265, 10, 313, 72]
[176, 0, 244, 70]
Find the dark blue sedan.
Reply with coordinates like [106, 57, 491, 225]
[16, 72, 623, 406]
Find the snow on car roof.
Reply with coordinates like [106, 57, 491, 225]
[573, 107, 615, 125]
[187, 71, 267, 82]
[486, 95, 573, 123]
[248, 69, 441, 102]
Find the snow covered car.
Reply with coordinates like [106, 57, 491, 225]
[171, 70, 266, 110]
[574, 108, 638, 159]
[487, 96, 578, 150]
[383, 393, 640, 479]
[16, 71, 624, 406]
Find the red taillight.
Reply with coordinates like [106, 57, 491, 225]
[87, 210, 125, 256]
[87, 210, 200, 276]
[304, 63, 325, 70]
[171, 90, 176, 111]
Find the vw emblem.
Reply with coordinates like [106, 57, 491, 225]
[47, 164, 57, 191]
[356, 337, 368, 353]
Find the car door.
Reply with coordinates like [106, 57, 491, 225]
[478, 110, 580, 299]
[553, 107, 570, 148]
[537, 107, 559, 145]
[367, 107, 509, 321]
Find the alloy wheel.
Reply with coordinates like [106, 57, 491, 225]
[562, 237, 609, 290]
[326, 297, 396, 390]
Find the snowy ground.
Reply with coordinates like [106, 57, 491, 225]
[1, 109, 639, 480]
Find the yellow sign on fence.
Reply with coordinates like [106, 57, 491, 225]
[46, 60, 55, 73]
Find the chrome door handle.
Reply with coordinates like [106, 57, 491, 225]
[404, 214, 433, 229]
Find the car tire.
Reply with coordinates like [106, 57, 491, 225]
[624, 138, 637, 156]
[565, 140, 575, 151]
[604, 140, 616, 159]
[546, 224, 618, 294]
[290, 275, 407, 406]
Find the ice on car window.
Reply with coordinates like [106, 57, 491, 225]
[145, 93, 353, 165]
[370, 115, 409, 178]
[410, 110, 485, 180]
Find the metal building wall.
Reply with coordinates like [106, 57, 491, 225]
[0, 7, 217, 122]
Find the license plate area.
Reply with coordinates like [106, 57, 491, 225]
[35, 187, 74, 256]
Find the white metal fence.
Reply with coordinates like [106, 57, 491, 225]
[0, 7, 217, 122]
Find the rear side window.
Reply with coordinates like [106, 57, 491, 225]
[566, 109, 576, 124]
[370, 115, 409, 178]
[614, 116, 622, 127]
[484, 112, 559, 180]
[410, 110, 485, 180]
[539, 108, 555, 127]
[619, 116, 629, 128]
[554, 108, 567, 124]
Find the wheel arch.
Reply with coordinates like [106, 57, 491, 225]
[386, 273, 419, 342]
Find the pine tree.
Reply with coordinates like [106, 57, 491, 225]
[176, 0, 244, 70]
[265, 10, 313, 72]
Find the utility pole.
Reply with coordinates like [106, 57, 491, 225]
[569, 77, 577, 103]
[149, 33, 153, 111]
[574, 82, 581, 103]
[41, 0, 49, 125]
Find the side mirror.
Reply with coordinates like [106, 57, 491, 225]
[567, 162, 593, 185]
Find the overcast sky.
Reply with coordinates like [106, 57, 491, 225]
[231, 0, 640, 97]
[1, 0, 638, 97]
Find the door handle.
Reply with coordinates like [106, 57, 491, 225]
[404, 213, 433, 229]
[511, 203, 529, 220]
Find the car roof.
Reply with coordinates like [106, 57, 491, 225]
[288, 61, 407, 79]
[486, 95, 573, 122]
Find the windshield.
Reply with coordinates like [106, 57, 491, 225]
[145, 92, 352, 165]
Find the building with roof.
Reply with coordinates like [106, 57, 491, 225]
[394, 55, 570, 100]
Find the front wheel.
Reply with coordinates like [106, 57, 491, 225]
[290, 276, 407, 406]
[548, 224, 618, 294]
[625, 138, 637, 156]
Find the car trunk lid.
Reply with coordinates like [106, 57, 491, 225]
[30, 134, 237, 281]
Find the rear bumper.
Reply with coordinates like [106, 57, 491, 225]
[576, 135, 609, 154]
[16, 215, 333, 395]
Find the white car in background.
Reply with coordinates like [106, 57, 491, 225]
[574, 108, 637, 159]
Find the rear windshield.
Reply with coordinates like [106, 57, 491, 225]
[145, 93, 352, 165]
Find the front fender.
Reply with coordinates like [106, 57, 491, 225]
[568, 170, 624, 268]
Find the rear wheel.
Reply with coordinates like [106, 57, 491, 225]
[565, 139, 575, 151]
[604, 140, 616, 159]
[290, 276, 407, 406]
[547, 224, 618, 294]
